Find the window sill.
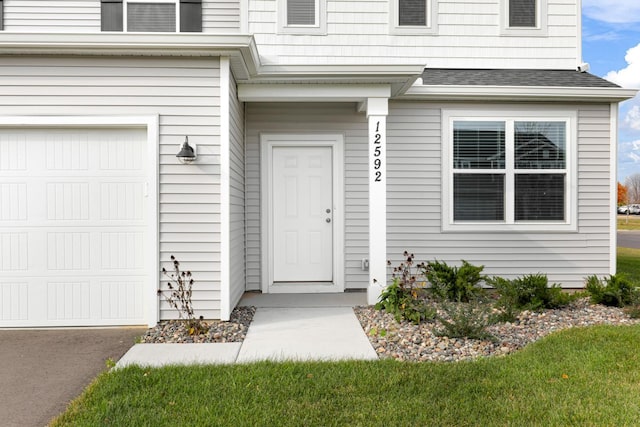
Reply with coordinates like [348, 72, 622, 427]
[278, 25, 327, 35]
[442, 222, 577, 233]
[389, 25, 438, 35]
[500, 27, 548, 37]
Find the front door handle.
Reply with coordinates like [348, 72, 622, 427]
[326, 218, 331, 223]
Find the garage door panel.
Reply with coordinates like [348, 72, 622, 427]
[47, 281, 92, 321]
[101, 232, 145, 270]
[0, 232, 28, 271]
[0, 282, 28, 321]
[100, 182, 145, 221]
[0, 134, 27, 171]
[0, 183, 27, 220]
[0, 127, 149, 327]
[47, 232, 91, 271]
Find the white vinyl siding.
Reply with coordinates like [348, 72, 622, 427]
[245, 103, 368, 291]
[228, 70, 245, 310]
[3, 0, 101, 32]
[386, 101, 612, 289]
[0, 56, 224, 320]
[203, 0, 240, 32]
[1, 0, 240, 33]
[249, 0, 577, 69]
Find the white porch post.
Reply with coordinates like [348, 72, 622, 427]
[367, 97, 388, 305]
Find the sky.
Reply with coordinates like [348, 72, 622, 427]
[581, 0, 640, 183]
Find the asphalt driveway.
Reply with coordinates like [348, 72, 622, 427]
[0, 327, 145, 427]
[618, 231, 640, 249]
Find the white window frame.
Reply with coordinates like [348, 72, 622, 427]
[277, 0, 326, 35]
[500, 0, 547, 36]
[442, 108, 577, 232]
[124, 0, 180, 32]
[390, 0, 437, 35]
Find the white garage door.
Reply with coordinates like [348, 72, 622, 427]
[0, 128, 150, 327]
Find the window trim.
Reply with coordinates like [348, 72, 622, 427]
[277, 0, 327, 35]
[500, 0, 548, 37]
[390, 0, 437, 35]
[124, 0, 180, 32]
[442, 108, 577, 232]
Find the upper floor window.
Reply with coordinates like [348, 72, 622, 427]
[278, 0, 326, 34]
[442, 109, 576, 232]
[509, 0, 536, 27]
[501, 0, 546, 35]
[101, 0, 202, 32]
[390, 0, 437, 34]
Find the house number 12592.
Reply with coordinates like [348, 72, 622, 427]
[373, 121, 382, 182]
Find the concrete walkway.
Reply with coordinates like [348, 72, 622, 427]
[118, 293, 378, 367]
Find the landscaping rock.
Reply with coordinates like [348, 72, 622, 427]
[354, 298, 640, 362]
[141, 306, 256, 344]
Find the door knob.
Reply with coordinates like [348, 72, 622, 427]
[326, 218, 331, 223]
[326, 208, 331, 213]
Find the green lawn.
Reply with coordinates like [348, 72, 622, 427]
[618, 246, 640, 283]
[52, 325, 640, 426]
[617, 214, 640, 230]
[52, 250, 640, 426]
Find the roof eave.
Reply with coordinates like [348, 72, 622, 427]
[401, 85, 638, 102]
[0, 32, 262, 80]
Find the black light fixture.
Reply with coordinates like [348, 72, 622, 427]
[176, 136, 197, 164]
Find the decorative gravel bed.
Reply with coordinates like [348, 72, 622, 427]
[141, 306, 256, 344]
[140, 300, 638, 362]
[354, 298, 640, 362]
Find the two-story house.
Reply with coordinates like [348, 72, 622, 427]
[0, 0, 635, 327]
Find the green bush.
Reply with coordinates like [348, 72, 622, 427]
[487, 273, 576, 316]
[585, 274, 640, 307]
[435, 299, 495, 341]
[376, 278, 435, 324]
[375, 252, 436, 324]
[424, 260, 485, 302]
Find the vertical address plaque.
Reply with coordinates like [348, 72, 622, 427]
[372, 120, 384, 183]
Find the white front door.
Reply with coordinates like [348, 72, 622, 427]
[261, 134, 344, 293]
[272, 146, 333, 282]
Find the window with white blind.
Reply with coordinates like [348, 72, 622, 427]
[501, 0, 547, 35]
[278, 0, 326, 34]
[442, 110, 576, 232]
[390, 0, 437, 34]
[101, 0, 202, 32]
[509, 0, 536, 27]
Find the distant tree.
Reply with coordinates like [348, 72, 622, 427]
[625, 173, 640, 205]
[618, 182, 628, 206]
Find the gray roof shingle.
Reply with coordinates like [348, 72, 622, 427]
[421, 69, 620, 88]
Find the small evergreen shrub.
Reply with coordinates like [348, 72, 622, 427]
[585, 274, 640, 307]
[487, 273, 576, 315]
[435, 299, 495, 341]
[375, 252, 436, 324]
[486, 276, 521, 323]
[424, 260, 485, 302]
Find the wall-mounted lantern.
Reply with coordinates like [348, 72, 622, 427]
[176, 136, 197, 164]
